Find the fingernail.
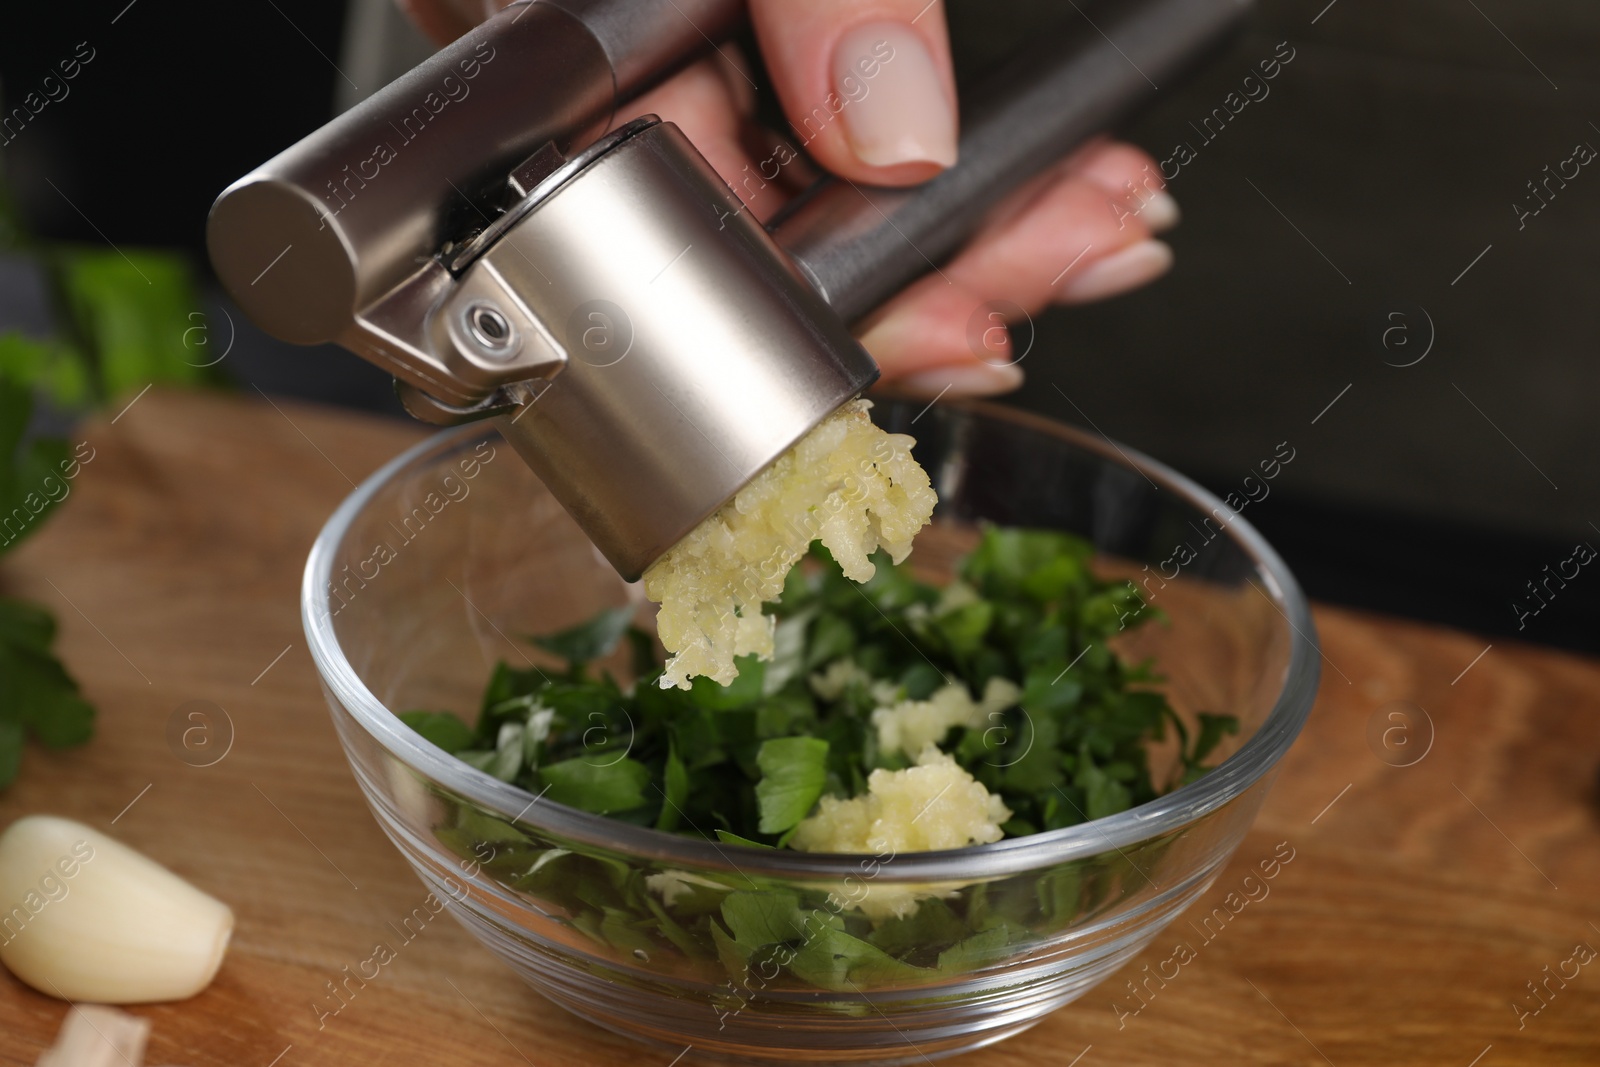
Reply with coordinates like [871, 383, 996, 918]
[832, 22, 958, 169]
[894, 362, 1023, 400]
[1056, 239, 1173, 303]
[1140, 190, 1181, 233]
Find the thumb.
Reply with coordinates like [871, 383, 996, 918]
[748, 0, 958, 186]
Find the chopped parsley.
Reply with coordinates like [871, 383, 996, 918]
[407, 526, 1240, 991]
[405, 527, 1235, 843]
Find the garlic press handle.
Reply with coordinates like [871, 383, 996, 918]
[773, 0, 1255, 323]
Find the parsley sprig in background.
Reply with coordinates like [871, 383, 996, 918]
[0, 167, 219, 788]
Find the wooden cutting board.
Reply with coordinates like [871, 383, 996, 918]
[1, 389, 1596, 1065]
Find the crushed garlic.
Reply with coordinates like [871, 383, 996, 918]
[644, 400, 936, 689]
[789, 746, 1012, 920]
[871, 677, 1022, 759]
[790, 745, 1011, 856]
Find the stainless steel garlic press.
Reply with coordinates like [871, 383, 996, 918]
[208, 0, 1250, 580]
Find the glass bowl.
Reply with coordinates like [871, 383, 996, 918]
[303, 399, 1318, 1064]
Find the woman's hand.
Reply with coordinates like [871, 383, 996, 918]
[399, 0, 1179, 398]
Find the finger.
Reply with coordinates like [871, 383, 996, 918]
[860, 171, 1174, 396]
[860, 272, 1026, 398]
[953, 160, 1174, 302]
[1064, 139, 1180, 233]
[749, 0, 958, 186]
[946, 172, 1169, 308]
[616, 52, 793, 223]
[992, 138, 1180, 234]
[988, 138, 1181, 235]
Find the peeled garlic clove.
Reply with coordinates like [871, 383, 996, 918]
[0, 814, 234, 1003]
[35, 1003, 151, 1067]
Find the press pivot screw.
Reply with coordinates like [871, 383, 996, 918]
[465, 303, 518, 359]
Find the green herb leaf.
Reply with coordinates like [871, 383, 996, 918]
[0, 596, 95, 786]
[997, 712, 1062, 794]
[529, 605, 634, 668]
[655, 742, 688, 831]
[720, 890, 806, 950]
[804, 612, 855, 670]
[644, 893, 711, 959]
[789, 925, 927, 990]
[0, 718, 23, 790]
[538, 756, 651, 814]
[458, 720, 526, 782]
[0, 379, 72, 557]
[754, 736, 829, 834]
[931, 600, 994, 659]
[689, 654, 766, 710]
[1191, 711, 1241, 765]
[1075, 750, 1132, 821]
[898, 661, 945, 700]
[959, 527, 1091, 602]
[10, 648, 94, 748]
[867, 898, 968, 959]
[936, 924, 1015, 973]
[56, 249, 214, 398]
[0, 333, 88, 409]
[0, 597, 56, 652]
[398, 710, 476, 754]
[1019, 663, 1083, 715]
[754, 689, 814, 740]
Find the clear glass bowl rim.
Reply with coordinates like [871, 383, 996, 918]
[302, 399, 1320, 882]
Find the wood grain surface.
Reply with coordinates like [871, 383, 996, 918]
[1, 390, 1596, 1065]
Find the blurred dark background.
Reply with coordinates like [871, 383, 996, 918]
[1, 0, 1595, 651]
